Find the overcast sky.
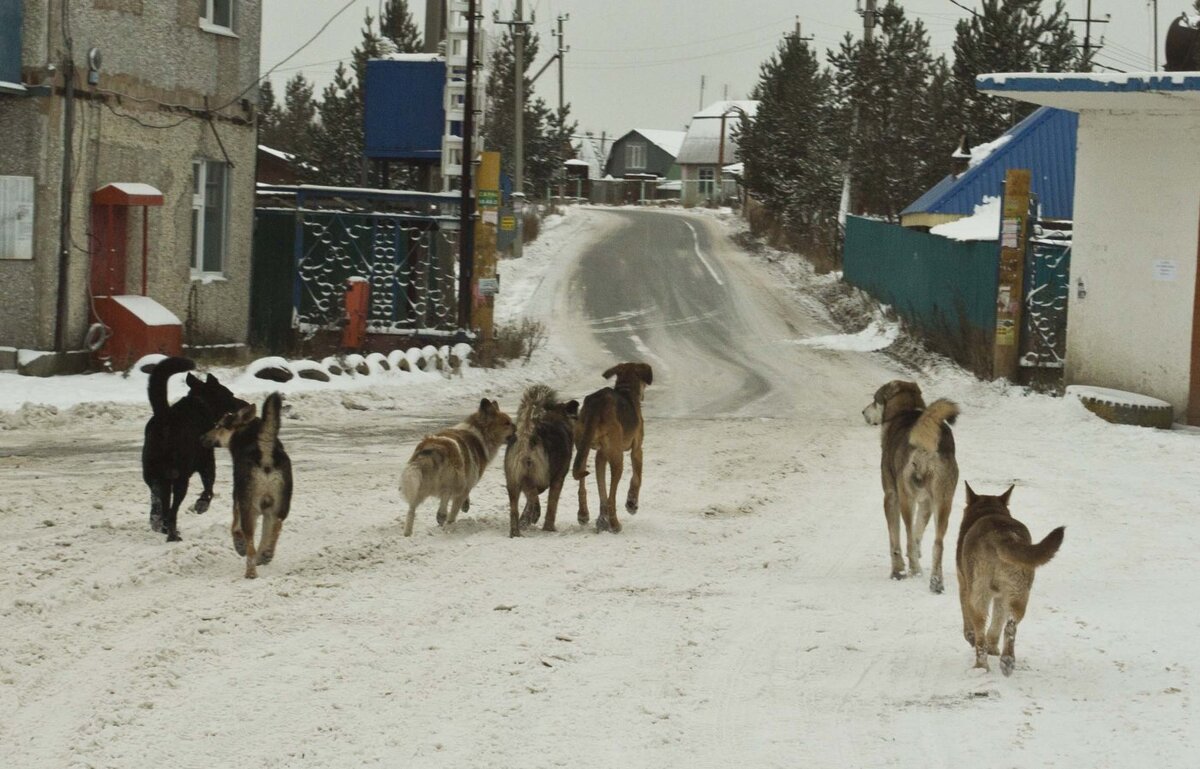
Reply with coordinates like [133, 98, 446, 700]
[262, 0, 1165, 140]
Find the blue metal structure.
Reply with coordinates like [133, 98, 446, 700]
[902, 107, 1078, 221]
[0, 0, 23, 88]
[364, 58, 446, 161]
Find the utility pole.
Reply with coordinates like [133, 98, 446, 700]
[1153, 0, 1160, 71]
[423, 0, 445, 54]
[552, 13, 570, 117]
[841, 0, 877, 225]
[1069, 1, 1110, 65]
[699, 75, 705, 110]
[495, 0, 534, 257]
[784, 16, 814, 45]
[458, 0, 479, 330]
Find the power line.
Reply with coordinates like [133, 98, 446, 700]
[568, 37, 780, 70]
[573, 16, 793, 53]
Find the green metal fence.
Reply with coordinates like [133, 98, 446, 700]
[843, 216, 999, 341]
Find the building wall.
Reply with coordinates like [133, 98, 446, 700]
[0, 0, 261, 354]
[604, 133, 676, 179]
[1067, 111, 1200, 417]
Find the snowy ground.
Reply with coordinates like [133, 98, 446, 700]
[1, 206, 1197, 768]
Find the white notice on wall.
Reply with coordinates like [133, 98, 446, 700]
[1152, 259, 1177, 282]
[0, 175, 34, 260]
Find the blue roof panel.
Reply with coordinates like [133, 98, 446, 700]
[901, 107, 1077, 220]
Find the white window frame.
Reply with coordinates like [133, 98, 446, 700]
[626, 142, 646, 171]
[191, 160, 229, 277]
[200, 0, 237, 36]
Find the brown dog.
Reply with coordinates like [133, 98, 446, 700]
[862, 380, 959, 592]
[957, 483, 1064, 676]
[572, 363, 653, 533]
[504, 384, 579, 537]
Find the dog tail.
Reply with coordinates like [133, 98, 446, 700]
[148, 356, 196, 418]
[998, 526, 1065, 568]
[517, 384, 556, 442]
[400, 446, 441, 503]
[909, 399, 959, 453]
[572, 401, 600, 480]
[259, 392, 284, 450]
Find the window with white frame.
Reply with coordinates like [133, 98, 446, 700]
[200, 0, 234, 33]
[191, 160, 228, 274]
[698, 167, 715, 196]
[626, 142, 646, 171]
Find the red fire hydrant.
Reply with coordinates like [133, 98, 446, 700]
[341, 278, 369, 349]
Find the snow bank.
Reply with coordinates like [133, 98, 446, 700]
[797, 319, 899, 352]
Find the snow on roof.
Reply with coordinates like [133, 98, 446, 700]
[929, 196, 1000, 242]
[631, 129, 687, 158]
[564, 158, 589, 166]
[676, 101, 759, 166]
[377, 53, 444, 62]
[259, 145, 295, 162]
[978, 71, 1200, 112]
[574, 134, 610, 179]
[967, 134, 1011, 169]
[111, 295, 182, 327]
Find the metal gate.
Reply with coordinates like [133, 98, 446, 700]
[1020, 222, 1071, 371]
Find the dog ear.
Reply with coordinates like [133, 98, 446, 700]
[999, 484, 1014, 505]
[964, 482, 977, 504]
[479, 398, 493, 414]
[635, 363, 653, 385]
[563, 399, 580, 417]
[207, 374, 221, 387]
[602, 365, 618, 380]
[186, 373, 202, 389]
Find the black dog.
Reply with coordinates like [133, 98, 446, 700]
[142, 357, 247, 542]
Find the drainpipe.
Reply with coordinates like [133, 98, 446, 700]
[54, 56, 77, 352]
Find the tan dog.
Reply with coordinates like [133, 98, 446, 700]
[957, 483, 1064, 676]
[862, 380, 959, 592]
[572, 363, 653, 533]
[400, 399, 514, 536]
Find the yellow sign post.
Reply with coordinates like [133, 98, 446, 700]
[474, 152, 502, 345]
[992, 168, 1032, 381]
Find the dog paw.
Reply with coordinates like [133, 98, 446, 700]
[986, 643, 1001, 656]
[509, 529, 522, 538]
[233, 538, 247, 557]
[542, 523, 557, 533]
[244, 570, 258, 580]
[1000, 656, 1015, 677]
[890, 570, 906, 581]
[193, 495, 211, 515]
[167, 531, 182, 543]
[462, 497, 471, 512]
[595, 516, 609, 533]
[964, 630, 976, 647]
[436, 514, 447, 526]
[257, 551, 274, 565]
[625, 501, 638, 514]
[929, 574, 944, 594]
[150, 516, 165, 533]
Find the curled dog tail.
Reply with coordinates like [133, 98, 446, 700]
[909, 399, 959, 453]
[517, 384, 557, 442]
[998, 526, 1065, 568]
[147, 356, 195, 418]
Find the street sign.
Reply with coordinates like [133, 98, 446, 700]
[478, 277, 499, 296]
[500, 214, 516, 231]
[479, 189, 499, 207]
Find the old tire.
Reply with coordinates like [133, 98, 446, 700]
[1067, 385, 1174, 429]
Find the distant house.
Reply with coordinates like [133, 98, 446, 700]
[901, 107, 1078, 231]
[572, 133, 610, 180]
[980, 73, 1200, 423]
[257, 146, 304, 185]
[603, 129, 686, 180]
[676, 100, 758, 206]
[0, 0, 262, 373]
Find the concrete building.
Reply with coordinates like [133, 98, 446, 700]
[979, 73, 1200, 423]
[0, 0, 261, 372]
[676, 100, 757, 207]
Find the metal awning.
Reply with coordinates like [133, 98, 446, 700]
[92, 183, 164, 207]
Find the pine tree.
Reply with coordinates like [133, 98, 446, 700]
[951, 0, 1083, 146]
[258, 79, 282, 147]
[311, 62, 363, 185]
[381, 0, 422, 53]
[483, 29, 578, 197]
[740, 36, 841, 248]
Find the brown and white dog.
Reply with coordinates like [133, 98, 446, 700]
[400, 398, 514, 536]
[503, 384, 579, 537]
[957, 483, 1064, 676]
[573, 362, 653, 533]
[863, 380, 959, 592]
[201, 392, 293, 580]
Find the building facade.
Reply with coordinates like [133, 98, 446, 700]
[676, 100, 757, 207]
[0, 0, 261, 370]
[603, 129, 684, 180]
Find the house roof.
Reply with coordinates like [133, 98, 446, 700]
[92, 183, 164, 207]
[901, 106, 1077, 220]
[574, 134, 610, 179]
[628, 129, 687, 158]
[977, 71, 1200, 113]
[675, 100, 759, 165]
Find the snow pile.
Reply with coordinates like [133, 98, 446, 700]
[930, 196, 1001, 242]
[797, 318, 899, 352]
[968, 133, 1012, 168]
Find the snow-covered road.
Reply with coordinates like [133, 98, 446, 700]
[1, 207, 1196, 767]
